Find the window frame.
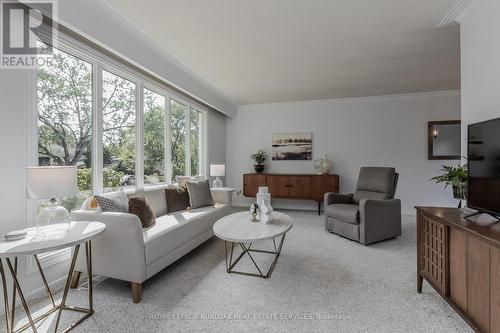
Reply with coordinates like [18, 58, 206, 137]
[28, 30, 207, 270]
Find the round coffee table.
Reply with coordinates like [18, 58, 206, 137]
[213, 211, 293, 278]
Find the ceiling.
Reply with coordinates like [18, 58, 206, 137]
[102, 0, 462, 105]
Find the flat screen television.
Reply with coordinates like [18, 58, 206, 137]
[467, 117, 500, 218]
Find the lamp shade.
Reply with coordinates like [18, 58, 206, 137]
[26, 166, 78, 199]
[210, 164, 225, 177]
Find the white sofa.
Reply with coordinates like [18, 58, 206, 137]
[70, 185, 233, 303]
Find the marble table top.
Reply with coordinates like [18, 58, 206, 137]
[0, 221, 105, 257]
[213, 211, 293, 243]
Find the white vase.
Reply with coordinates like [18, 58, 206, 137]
[260, 198, 274, 224]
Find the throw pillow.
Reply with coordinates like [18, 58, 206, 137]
[165, 188, 190, 213]
[186, 180, 214, 209]
[128, 196, 156, 228]
[176, 175, 205, 190]
[94, 188, 129, 213]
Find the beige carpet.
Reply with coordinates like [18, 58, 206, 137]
[8, 210, 472, 333]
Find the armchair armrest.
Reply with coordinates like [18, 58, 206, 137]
[359, 199, 401, 245]
[324, 193, 353, 206]
[70, 210, 147, 283]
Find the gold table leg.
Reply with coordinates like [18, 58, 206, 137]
[1, 241, 96, 333]
[224, 233, 287, 278]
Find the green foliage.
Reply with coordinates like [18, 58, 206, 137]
[77, 168, 91, 191]
[104, 168, 124, 189]
[431, 163, 468, 187]
[171, 100, 186, 179]
[250, 150, 267, 164]
[144, 90, 165, 177]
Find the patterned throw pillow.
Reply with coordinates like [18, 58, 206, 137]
[94, 188, 129, 213]
[128, 196, 156, 228]
[165, 188, 190, 213]
[186, 180, 214, 209]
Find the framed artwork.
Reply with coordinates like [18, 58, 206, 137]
[272, 132, 312, 160]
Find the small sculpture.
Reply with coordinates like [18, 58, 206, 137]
[313, 154, 332, 175]
[260, 198, 274, 224]
[250, 203, 259, 222]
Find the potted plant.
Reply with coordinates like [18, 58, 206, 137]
[431, 163, 468, 205]
[250, 150, 267, 173]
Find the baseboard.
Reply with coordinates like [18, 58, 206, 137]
[234, 202, 416, 217]
[24, 274, 68, 302]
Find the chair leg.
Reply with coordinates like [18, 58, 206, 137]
[131, 282, 142, 303]
[70, 271, 81, 289]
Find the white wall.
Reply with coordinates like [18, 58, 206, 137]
[0, 2, 228, 299]
[460, 0, 500, 154]
[226, 91, 461, 214]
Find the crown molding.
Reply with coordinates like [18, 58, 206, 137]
[86, 0, 238, 109]
[238, 90, 461, 109]
[439, 0, 481, 26]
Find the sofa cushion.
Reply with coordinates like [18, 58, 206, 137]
[143, 205, 230, 265]
[186, 180, 214, 208]
[128, 196, 156, 228]
[326, 204, 360, 224]
[94, 189, 129, 213]
[133, 186, 169, 217]
[165, 188, 190, 213]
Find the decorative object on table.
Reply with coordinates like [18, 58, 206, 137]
[249, 203, 259, 222]
[431, 163, 468, 208]
[256, 186, 271, 208]
[272, 132, 312, 160]
[26, 166, 78, 233]
[259, 198, 274, 224]
[313, 153, 332, 175]
[250, 150, 267, 173]
[210, 164, 225, 188]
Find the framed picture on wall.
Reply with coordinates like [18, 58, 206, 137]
[272, 132, 312, 160]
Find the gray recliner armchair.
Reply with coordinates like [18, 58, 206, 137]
[324, 167, 401, 245]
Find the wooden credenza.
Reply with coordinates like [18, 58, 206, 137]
[243, 173, 339, 215]
[416, 207, 500, 332]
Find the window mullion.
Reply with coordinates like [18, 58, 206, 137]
[185, 105, 191, 176]
[93, 63, 103, 194]
[136, 83, 144, 190]
[166, 97, 172, 183]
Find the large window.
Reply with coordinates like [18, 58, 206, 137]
[170, 99, 187, 181]
[102, 70, 137, 190]
[190, 109, 202, 176]
[35, 36, 206, 207]
[144, 88, 166, 185]
[37, 47, 93, 211]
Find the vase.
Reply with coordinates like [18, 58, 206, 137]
[254, 164, 264, 173]
[452, 183, 467, 200]
[313, 154, 331, 175]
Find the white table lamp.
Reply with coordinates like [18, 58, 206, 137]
[210, 164, 225, 188]
[26, 166, 77, 232]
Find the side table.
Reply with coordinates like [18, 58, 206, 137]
[0, 221, 105, 333]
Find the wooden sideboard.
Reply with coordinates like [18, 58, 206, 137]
[416, 207, 500, 332]
[243, 173, 339, 215]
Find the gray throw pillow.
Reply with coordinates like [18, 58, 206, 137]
[94, 188, 129, 213]
[186, 180, 214, 209]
